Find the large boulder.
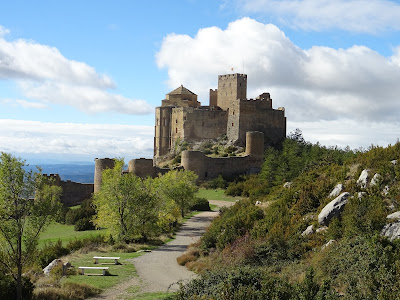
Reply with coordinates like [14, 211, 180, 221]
[357, 169, 370, 188]
[381, 221, 400, 241]
[318, 192, 350, 226]
[370, 173, 382, 186]
[329, 183, 343, 198]
[43, 259, 63, 276]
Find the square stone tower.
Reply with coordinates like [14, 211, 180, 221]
[217, 74, 247, 111]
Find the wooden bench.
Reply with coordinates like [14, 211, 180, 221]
[93, 256, 120, 265]
[78, 266, 109, 276]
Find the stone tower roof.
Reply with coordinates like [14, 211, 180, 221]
[167, 85, 197, 96]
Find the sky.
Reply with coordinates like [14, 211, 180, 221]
[1, 0, 400, 163]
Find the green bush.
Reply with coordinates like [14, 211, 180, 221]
[0, 273, 34, 300]
[201, 199, 264, 250]
[74, 218, 95, 231]
[65, 199, 95, 226]
[37, 240, 70, 268]
[190, 197, 211, 211]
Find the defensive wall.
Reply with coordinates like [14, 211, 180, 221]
[44, 174, 93, 206]
[181, 131, 264, 181]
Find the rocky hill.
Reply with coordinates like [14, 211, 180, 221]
[173, 132, 400, 299]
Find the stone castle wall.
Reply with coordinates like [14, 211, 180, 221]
[181, 131, 264, 181]
[44, 174, 93, 207]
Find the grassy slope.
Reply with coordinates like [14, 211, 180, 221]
[196, 188, 239, 202]
[39, 222, 108, 247]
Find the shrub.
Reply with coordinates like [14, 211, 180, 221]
[33, 282, 100, 300]
[207, 174, 227, 189]
[37, 240, 70, 268]
[190, 197, 211, 211]
[177, 254, 196, 266]
[74, 218, 95, 231]
[0, 274, 34, 300]
[65, 199, 95, 226]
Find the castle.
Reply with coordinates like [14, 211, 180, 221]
[154, 73, 286, 163]
[47, 73, 287, 205]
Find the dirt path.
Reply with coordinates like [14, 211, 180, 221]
[90, 200, 234, 299]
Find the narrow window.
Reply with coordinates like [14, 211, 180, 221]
[233, 111, 235, 115]
[176, 119, 178, 123]
[184, 116, 187, 121]
[232, 123, 234, 126]
[176, 128, 178, 133]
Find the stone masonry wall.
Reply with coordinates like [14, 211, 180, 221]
[181, 151, 263, 181]
[44, 174, 93, 207]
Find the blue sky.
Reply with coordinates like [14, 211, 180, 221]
[1, 0, 400, 162]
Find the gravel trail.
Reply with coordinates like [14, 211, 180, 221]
[90, 200, 234, 299]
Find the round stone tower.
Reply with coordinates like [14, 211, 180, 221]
[245, 131, 264, 157]
[94, 158, 115, 193]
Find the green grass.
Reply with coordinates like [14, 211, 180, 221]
[63, 251, 142, 290]
[196, 188, 239, 202]
[39, 222, 108, 247]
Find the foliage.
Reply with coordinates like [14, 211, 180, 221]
[93, 159, 159, 242]
[190, 197, 211, 211]
[37, 240, 69, 268]
[155, 169, 198, 217]
[0, 273, 34, 300]
[0, 152, 62, 300]
[65, 198, 96, 230]
[33, 282, 100, 300]
[74, 218, 95, 231]
[201, 199, 264, 250]
[173, 266, 337, 300]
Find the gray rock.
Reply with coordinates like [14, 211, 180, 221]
[382, 185, 390, 196]
[318, 192, 350, 226]
[316, 226, 328, 233]
[370, 173, 382, 186]
[43, 259, 63, 276]
[387, 211, 400, 220]
[381, 221, 400, 241]
[391, 160, 397, 165]
[301, 225, 314, 236]
[357, 169, 370, 188]
[357, 192, 366, 199]
[329, 183, 343, 198]
[283, 182, 292, 188]
[322, 239, 336, 250]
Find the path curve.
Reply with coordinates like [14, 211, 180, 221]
[90, 200, 234, 299]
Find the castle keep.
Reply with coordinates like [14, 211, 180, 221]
[154, 73, 286, 163]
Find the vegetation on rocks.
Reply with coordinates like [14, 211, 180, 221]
[175, 131, 400, 299]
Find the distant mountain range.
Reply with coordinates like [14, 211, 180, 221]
[24, 163, 95, 183]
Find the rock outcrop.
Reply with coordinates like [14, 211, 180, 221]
[387, 211, 400, 220]
[357, 169, 370, 188]
[318, 192, 350, 226]
[329, 183, 343, 198]
[301, 225, 314, 236]
[381, 221, 400, 241]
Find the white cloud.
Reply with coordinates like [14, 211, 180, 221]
[0, 25, 9, 37]
[235, 0, 400, 33]
[157, 18, 400, 147]
[0, 119, 154, 159]
[0, 26, 153, 115]
[15, 99, 48, 109]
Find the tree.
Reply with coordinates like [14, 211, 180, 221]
[93, 159, 159, 242]
[0, 152, 62, 300]
[155, 170, 198, 217]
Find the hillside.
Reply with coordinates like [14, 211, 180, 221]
[174, 131, 400, 299]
